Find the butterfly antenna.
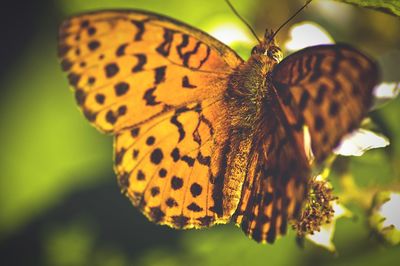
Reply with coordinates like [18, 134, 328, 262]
[269, 0, 312, 42]
[225, 0, 262, 44]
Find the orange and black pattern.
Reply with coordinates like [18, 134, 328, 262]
[58, 9, 379, 243]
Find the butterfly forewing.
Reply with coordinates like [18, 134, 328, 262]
[272, 44, 379, 162]
[58, 10, 243, 133]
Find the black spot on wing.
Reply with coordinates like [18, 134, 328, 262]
[116, 43, 128, 57]
[197, 216, 213, 227]
[171, 176, 183, 190]
[114, 82, 130, 96]
[131, 19, 145, 41]
[131, 127, 140, 137]
[115, 148, 126, 166]
[88, 40, 100, 51]
[150, 148, 163, 164]
[182, 41, 211, 69]
[105, 110, 117, 125]
[190, 183, 203, 197]
[136, 170, 145, 181]
[95, 93, 105, 105]
[199, 46, 211, 69]
[182, 41, 201, 67]
[197, 152, 211, 166]
[171, 114, 185, 142]
[159, 168, 167, 178]
[309, 54, 323, 82]
[149, 207, 165, 223]
[143, 87, 161, 106]
[187, 202, 203, 212]
[58, 44, 71, 57]
[105, 63, 119, 78]
[171, 148, 180, 162]
[172, 215, 189, 228]
[314, 115, 325, 131]
[329, 101, 340, 116]
[181, 155, 195, 167]
[176, 34, 189, 58]
[80, 20, 89, 28]
[61, 59, 73, 71]
[156, 28, 174, 56]
[266, 219, 277, 244]
[154, 66, 166, 85]
[87, 27, 96, 36]
[88, 76, 96, 85]
[150, 186, 160, 197]
[117, 105, 127, 116]
[67, 73, 81, 86]
[132, 54, 147, 72]
[75, 89, 86, 106]
[299, 90, 310, 111]
[117, 172, 130, 191]
[166, 197, 178, 207]
[146, 136, 155, 145]
[182, 76, 197, 88]
[83, 110, 97, 122]
[132, 149, 139, 159]
[315, 84, 327, 105]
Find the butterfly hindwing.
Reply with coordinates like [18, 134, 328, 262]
[115, 99, 238, 228]
[272, 44, 379, 162]
[233, 104, 309, 243]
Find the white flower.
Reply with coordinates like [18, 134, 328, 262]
[306, 202, 352, 252]
[370, 191, 400, 245]
[285, 22, 334, 52]
[334, 129, 389, 156]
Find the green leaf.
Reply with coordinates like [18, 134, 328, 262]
[336, 0, 400, 17]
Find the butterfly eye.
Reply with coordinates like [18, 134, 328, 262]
[266, 47, 282, 62]
[251, 46, 260, 55]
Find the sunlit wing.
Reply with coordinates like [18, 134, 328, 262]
[58, 10, 245, 228]
[272, 44, 379, 162]
[58, 10, 242, 133]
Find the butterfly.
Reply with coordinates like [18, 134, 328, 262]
[58, 8, 379, 243]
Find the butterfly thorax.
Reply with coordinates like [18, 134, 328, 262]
[225, 36, 282, 133]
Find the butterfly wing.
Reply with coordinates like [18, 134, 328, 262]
[58, 10, 246, 228]
[233, 103, 309, 243]
[272, 44, 379, 162]
[58, 10, 242, 133]
[234, 44, 379, 243]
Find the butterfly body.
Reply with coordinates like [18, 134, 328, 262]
[59, 9, 379, 243]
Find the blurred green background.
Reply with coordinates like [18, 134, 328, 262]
[0, 0, 399, 265]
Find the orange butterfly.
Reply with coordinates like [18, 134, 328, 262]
[58, 8, 379, 243]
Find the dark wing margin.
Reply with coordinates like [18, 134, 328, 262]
[271, 44, 380, 162]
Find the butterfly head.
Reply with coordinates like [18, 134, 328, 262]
[251, 30, 282, 63]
